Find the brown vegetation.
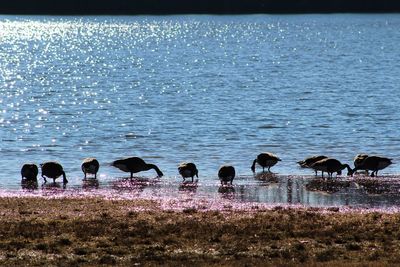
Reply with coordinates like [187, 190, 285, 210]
[0, 197, 399, 266]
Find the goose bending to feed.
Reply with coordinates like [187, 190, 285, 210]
[297, 155, 328, 175]
[41, 161, 68, 184]
[310, 158, 353, 178]
[218, 165, 235, 185]
[112, 157, 163, 178]
[21, 163, 39, 181]
[178, 162, 198, 182]
[82, 158, 100, 179]
[352, 156, 392, 177]
[251, 152, 281, 173]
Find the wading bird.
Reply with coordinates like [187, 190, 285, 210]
[310, 158, 353, 178]
[41, 161, 68, 184]
[218, 165, 235, 185]
[81, 158, 100, 179]
[21, 163, 39, 181]
[251, 152, 281, 173]
[112, 157, 163, 178]
[178, 162, 198, 182]
[352, 156, 392, 177]
[353, 154, 369, 174]
[297, 155, 328, 175]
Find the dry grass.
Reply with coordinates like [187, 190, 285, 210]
[0, 197, 400, 266]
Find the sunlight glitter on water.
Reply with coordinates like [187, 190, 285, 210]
[1, 15, 400, 214]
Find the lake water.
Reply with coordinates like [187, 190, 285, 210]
[1, 14, 400, 208]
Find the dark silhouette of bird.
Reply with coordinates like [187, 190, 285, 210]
[353, 154, 369, 174]
[297, 155, 328, 175]
[178, 162, 198, 182]
[218, 165, 235, 185]
[81, 158, 100, 179]
[41, 161, 68, 184]
[112, 157, 163, 178]
[352, 156, 392, 177]
[21, 163, 38, 181]
[310, 158, 353, 178]
[354, 154, 369, 168]
[251, 152, 281, 173]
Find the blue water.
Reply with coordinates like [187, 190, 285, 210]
[1, 14, 400, 193]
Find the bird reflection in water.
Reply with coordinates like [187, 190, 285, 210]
[218, 185, 236, 199]
[305, 178, 350, 194]
[353, 178, 394, 195]
[110, 177, 154, 194]
[179, 180, 198, 193]
[41, 181, 66, 190]
[254, 172, 279, 184]
[82, 178, 100, 190]
[21, 178, 38, 190]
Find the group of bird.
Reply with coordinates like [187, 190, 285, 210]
[20, 152, 393, 185]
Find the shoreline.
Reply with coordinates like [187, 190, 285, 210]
[1, 196, 400, 265]
[2, 173, 400, 213]
[1, 0, 400, 15]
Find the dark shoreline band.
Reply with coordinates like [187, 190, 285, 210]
[1, 0, 400, 15]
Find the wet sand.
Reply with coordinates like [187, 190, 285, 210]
[1, 196, 400, 266]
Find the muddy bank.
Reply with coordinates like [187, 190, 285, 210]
[0, 197, 400, 266]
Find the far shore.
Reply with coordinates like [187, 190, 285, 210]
[1, 196, 400, 266]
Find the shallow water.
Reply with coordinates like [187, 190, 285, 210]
[1, 14, 400, 208]
[4, 174, 400, 211]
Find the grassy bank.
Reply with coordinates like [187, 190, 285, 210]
[0, 197, 400, 266]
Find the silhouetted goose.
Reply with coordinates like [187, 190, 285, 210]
[354, 154, 369, 168]
[353, 154, 369, 174]
[21, 163, 39, 181]
[218, 165, 235, 185]
[352, 156, 392, 177]
[310, 158, 353, 178]
[297, 155, 328, 168]
[178, 162, 198, 182]
[251, 152, 281, 173]
[112, 157, 163, 178]
[81, 158, 100, 179]
[297, 155, 328, 175]
[41, 161, 68, 184]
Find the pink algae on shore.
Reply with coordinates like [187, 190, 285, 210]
[3, 174, 400, 214]
[2, 184, 400, 215]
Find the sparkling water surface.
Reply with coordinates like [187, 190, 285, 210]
[1, 14, 400, 208]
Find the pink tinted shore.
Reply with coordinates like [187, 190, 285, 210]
[1, 186, 400, 215]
